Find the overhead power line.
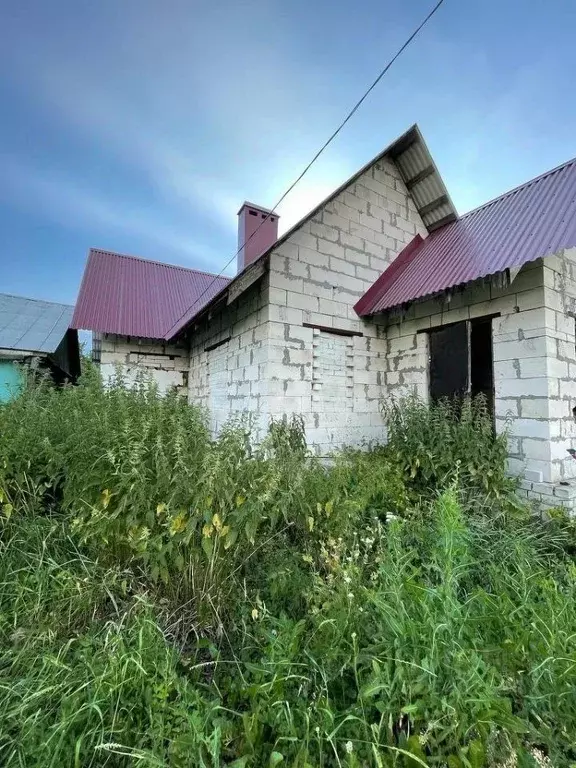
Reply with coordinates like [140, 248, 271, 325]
[168, 0, 445, 336]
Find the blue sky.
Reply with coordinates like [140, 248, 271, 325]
[1, 0, 575, 306]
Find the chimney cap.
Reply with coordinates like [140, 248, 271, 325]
[237, 201, 279, 217]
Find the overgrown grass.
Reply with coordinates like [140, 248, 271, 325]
[0, 373, 575, 766]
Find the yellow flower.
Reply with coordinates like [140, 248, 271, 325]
[156, 502, 167, 517]
[169, 512, 187, 535]
[302, 554, 313, 563]
[202, 523, 213, 538]
[236, 495, 246, 507]
[251, 608, 259, 620]
[212, 513, 223, 532]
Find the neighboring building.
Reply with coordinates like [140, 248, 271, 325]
[72, 124, 576, 511]
[0, 294, 80, 401]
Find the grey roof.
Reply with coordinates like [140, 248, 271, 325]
[0, 293, 74, 354]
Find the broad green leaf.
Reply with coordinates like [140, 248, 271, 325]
[202, 536, 214, 559]
[468, 740, 485, 768]
[404, 735, 427, 767]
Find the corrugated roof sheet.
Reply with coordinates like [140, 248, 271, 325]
[0, 293, 74, 353]
[355, 157, 576, 316]
[72, 249, 231, 339]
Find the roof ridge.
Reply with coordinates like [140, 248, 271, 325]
[0, 292, 73, 309]
[460, 156, 576, 221]
[89, 248, 231, 281]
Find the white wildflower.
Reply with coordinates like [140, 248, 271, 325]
[345, 740, 354, 754]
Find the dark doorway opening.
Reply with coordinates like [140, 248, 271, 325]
[428, 317, 494, 415]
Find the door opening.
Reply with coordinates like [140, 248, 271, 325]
[428, 317, 494, 415]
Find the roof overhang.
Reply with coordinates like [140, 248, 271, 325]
[386, 125, 457, 230]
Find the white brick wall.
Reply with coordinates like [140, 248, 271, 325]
[184, 153, 426, 454]
[99, 334, 189, 395]
[188, 280, 270, 438]
[261, 155, 426, 454]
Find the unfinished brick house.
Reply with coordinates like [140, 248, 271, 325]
[72, 124, 576, 510]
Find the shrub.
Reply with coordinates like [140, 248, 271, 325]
[382, 394, 514, 499]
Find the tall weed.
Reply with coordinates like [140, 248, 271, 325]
[382, 394, 513, 499]
[1, 375, 575, 766]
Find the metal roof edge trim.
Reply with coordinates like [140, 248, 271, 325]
[360, 256, 545, 319]
[70, 249, 96, 330]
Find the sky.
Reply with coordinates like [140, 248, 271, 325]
[1, 0, 575, 306]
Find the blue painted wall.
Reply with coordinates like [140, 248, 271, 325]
[0, 360, 23, 402]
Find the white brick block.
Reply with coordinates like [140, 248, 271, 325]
[329, 256, 356, 277]
[268, 305, 304, 325]
[322, 211, 351, 232]
[520, 398, 549, 419]
[284, 380, 311, 396]
[342, 191, 368, 212]
[297, 246, 327, 269]
[268, 287, 288, 306]
[493, 336, 548, 361]
[289, 230, 317, 249]
[310, 221, 339, 242]
[507, 418, 552, 440]
[522, 439, 551, 461]
[269, 271, 304, 293]
[286, 291, 319, 312]
[497, 377, 550, 398]
[356, 265, 381, 283]
[317, 239, 346, 258]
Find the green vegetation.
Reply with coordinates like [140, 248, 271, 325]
[1, 371, 575, 767]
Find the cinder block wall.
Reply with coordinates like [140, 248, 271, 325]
[262, 155, 427, 454]
[98, 334, 189, 395]
[381, 257, 576, 510]
[188, 280, 270, 436]
[538, 249, 576, 487]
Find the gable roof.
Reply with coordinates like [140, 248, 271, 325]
[165, 124, 455, 340]
[0, 293, 74, 354]
[355, 156, 576, 316]
[72, 249, 231, 339]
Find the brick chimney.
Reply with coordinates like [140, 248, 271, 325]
[237, 202, 279, 272]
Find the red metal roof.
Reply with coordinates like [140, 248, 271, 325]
[72, 249, 230, 339]
[355, 157, 576, 316]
